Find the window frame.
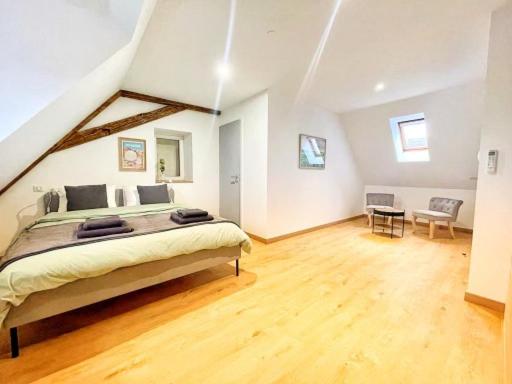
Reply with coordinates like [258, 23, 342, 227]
[389, 112, 430, 163]
[398, 118, 428, 152]
[155, 134, 185, 182]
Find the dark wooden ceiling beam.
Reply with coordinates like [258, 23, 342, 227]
[120, 90, 221, 116]
[0, 91, 122, 196]
[55, 105, 186, 151]
[0, 91, 220, 197]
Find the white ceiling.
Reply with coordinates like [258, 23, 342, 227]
[124, 0, 505, 113]
[0, 0, 155, 190]
[0, 0, 143, 142]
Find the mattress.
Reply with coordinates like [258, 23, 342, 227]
[0, 204, 251, 328]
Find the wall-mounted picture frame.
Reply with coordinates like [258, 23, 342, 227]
[118, 137, 147, 172]
[299, 134, 326, 169]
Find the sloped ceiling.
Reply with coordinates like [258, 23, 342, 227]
[0, 0, 157, 190]
[341, 82, 485, 190]
[306, 0, 506, 113]
[123, 0, 334, 110]
[0, 0, 505, 193]
[0, 0, 144, 142]
[124, 0, 504, 112]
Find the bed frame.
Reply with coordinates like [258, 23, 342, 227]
[5, 246, 240, 358]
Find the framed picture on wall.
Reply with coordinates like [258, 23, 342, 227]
[118, 137, 147, 172]
[299, 134, 326, 169]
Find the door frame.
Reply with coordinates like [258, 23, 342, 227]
[219, 119, 243, 228]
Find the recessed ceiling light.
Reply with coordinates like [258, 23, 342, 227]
[374, 82, 386, 92]
[216, 62, 231, 79]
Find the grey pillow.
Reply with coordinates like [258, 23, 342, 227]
[65, 184, 109, 211]
[137, 184, 170, 205]
[43, 191, 60, 213]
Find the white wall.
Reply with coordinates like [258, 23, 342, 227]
[365, 185, 476, 229]
[219, 87, 364, 240]
[266, 84, 364, 238]
[0, 98, 219, 255]
[218, 92, 269, 237]
[467, 4, 512, 303]
[340, 81, 485, 190]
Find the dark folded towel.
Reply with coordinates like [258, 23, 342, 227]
[176, 208, 209, 218]
[82, 216, 123, 231]
[171, 212, 214, 225]
[77, 221, 133, 238]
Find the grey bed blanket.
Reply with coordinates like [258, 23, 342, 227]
[0, 203, 251, 329]
[1, 211, 233, 273]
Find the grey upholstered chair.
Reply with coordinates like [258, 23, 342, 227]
[366, 193, 395, 227]
[412, 197, 463, 239]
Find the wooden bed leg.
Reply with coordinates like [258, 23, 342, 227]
[235, 259, 239, 276]
[10, 327, 19, 358]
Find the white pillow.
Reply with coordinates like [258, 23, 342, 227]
[58, 193, 67, 213]
[106, 185, 118, 208]
[123, 186, 140, 207]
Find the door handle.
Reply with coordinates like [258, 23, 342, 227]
[230, 175, 239, 184]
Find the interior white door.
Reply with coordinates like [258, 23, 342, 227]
[219, 120, 241, 224]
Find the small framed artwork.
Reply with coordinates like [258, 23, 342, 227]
[299, 134, 326, 169]
[118, 137, 146, 172]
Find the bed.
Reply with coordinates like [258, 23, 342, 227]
[0, 194, 251, 358]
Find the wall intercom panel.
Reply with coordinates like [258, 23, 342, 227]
[487, 150, 498, 174]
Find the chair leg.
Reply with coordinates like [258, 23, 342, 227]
[429, 221, 435, 239]
[448, 222, 455, 239]
[412, 216, 417, 233]
[367, 213, 373, 227]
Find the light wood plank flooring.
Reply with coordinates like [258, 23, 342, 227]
[0, 219, 503, 383]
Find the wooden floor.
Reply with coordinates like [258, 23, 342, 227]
[0, 219, 504, 383]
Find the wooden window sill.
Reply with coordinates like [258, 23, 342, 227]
[157, 179, 194, 184]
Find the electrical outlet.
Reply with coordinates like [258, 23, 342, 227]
[33, 185, 44, 193]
